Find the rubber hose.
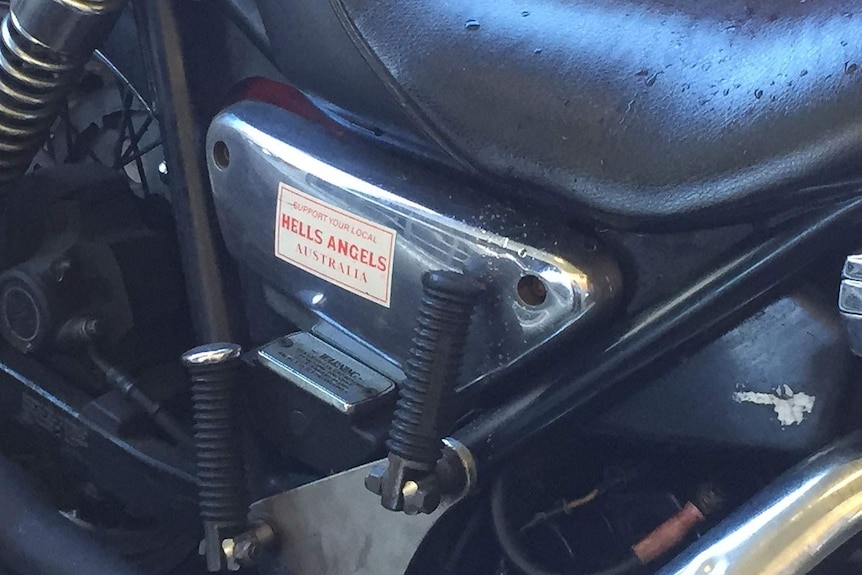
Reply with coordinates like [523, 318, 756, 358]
[0, 455, 142, 575]
[491, 473, 640, 575]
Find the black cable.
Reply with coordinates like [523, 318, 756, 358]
[88, 346, 193, 449]
[490, 473, 640, 575]
[444, 501, 489, 574]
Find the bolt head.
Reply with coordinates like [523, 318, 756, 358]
[365, 461, 387, 495]
[158, 161, 169, 184]
[181, 343, 242, 367]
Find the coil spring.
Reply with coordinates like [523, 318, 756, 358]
[0, 11, 84, 186]
[387, 271, 483, 467]
[187, 353, 247, 531]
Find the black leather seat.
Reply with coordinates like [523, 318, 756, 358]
[258, 0, 862, 226]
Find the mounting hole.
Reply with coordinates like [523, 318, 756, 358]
[213, 141, 230, 169]
[517, 275, 547, 306]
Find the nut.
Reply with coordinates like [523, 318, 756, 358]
[401, 480, 441, 515]
[222, 522, 275, 568]
[234, 538, 257, 562]
[364, 461, 388, 495]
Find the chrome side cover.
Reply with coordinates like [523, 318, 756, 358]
[207, 101, 620, 390]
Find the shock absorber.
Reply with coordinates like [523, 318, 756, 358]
[366, 271, 483, 515]
[0, 0, 127, 189]
[182, 344, 248, 572]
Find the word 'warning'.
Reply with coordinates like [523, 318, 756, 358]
[275, 183, 396, 307]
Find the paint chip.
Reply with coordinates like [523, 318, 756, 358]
[732, 385, 815, 427]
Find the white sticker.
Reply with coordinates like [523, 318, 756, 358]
[275, 183, 396, 307]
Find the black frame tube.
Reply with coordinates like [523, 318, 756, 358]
[133, 0, 235, 343]
[455, 197, 862, 476]
[0, 455, 142, 575]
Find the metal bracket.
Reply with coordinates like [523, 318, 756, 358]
[249, 459, 460, 575]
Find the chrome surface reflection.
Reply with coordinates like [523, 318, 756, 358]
[658, 432, 862, 575]
[208, 101, 621, 390]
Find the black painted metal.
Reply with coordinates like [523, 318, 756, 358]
[215, 0, 273, 62]
[0, 348, 198, 518]
[594, 289, 851, 454]
[89, 347, 193, 449]
[133, 0, 235, 343]
[454, 197, 862, 476]
[0, 455, 142, 575]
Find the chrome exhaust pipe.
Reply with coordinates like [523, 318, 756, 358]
[658, 432, 862, 575]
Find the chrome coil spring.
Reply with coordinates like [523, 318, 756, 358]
[0, 11, 84, 187]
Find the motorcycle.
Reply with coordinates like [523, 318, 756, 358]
[0, 0, 861, 574]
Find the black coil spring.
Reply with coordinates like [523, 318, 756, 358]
[188, 359, 247, 530]
[0, 12, 83, 185]
[387, 271, 482, 467]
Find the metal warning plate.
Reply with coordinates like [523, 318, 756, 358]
[258, 332, 396, 415]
